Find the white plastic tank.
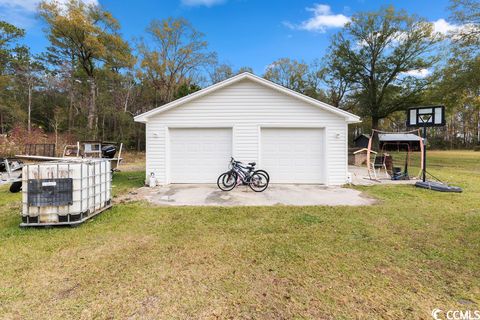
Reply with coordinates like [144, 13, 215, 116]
[21, 159, 112, 226]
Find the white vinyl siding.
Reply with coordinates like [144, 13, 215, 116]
[145, 78, 348, 185]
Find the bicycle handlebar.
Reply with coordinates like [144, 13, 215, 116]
[230, 157, 254, 170]
[230, 157, 241, 165]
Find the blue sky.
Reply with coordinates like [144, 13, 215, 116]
[0, 0, 456, 74]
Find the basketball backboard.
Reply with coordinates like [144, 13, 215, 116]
[406, 106, 445, 127]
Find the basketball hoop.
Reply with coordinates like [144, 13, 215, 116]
[407, 106, 445, 127]
[406, 106, 462, 192]
[419, 114, 432, 124]
[407, 106, 445, 182]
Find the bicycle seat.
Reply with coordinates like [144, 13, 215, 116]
[248, 162, 256, 166]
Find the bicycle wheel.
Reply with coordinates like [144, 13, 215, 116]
[254, 169, 270, 182]
[249, 172, 269, 192]
[217, 171, 237, 191]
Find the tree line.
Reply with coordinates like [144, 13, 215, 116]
[0, 0, 478, 150]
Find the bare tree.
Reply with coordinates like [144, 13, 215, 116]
[12, 48, 44, 132]
[138, 18, 217, 106]
[263, 58, 309, 92]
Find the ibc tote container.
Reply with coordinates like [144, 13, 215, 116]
[21, 159, 112, 226]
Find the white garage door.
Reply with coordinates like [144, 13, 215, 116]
[261, 128, 325, 183]
[169, 128, 232, 183]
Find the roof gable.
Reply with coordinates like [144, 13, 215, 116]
[134, 73, 361, 123]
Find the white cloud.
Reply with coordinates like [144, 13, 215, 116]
[0, 6, 35, 28]
[181, 0, 225, 7]
[432, 18, 461, 35]
[0, 0, 99, 28]
[401, 68, 431, 78]
[0, 0, 37, 11]
[430, 18, 477, 41]
[285, 3, 350, 33]
[0, 0, 98, 12]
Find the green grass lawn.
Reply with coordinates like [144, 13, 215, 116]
[0, 151, 479, 319]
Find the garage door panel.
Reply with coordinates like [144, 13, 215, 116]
[261, 128, 325, 184]
[169, 128, 231, 183]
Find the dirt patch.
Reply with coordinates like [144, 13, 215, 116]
[57, 283, 80, 299]
[205, 190, 233, 204]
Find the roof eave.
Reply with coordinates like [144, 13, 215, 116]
[133, 73, 251, 123]
[244, 73, 361, 121]
[346, 118, 362, 124]
[134, 117, 147, 123]
[133, 72, 362, 123]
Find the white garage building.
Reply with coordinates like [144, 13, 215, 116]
[134, 73, 360, 186]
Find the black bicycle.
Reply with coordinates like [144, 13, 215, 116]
[217, 157, 269, 192]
